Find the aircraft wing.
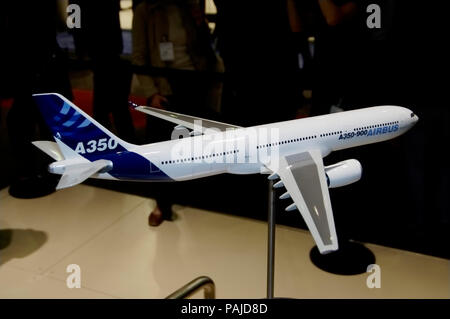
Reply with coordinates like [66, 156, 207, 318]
[56, 159, 112, 190]
[271, 150, 338, 254]
[130, 103, 241, 134]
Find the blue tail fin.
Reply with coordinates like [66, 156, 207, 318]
[33, 93, 134, 161]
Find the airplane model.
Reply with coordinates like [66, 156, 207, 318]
[32, 93, 418, 254]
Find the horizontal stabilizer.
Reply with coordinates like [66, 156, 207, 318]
[57, 159, 112, 190]
[32, 141, 64, 161]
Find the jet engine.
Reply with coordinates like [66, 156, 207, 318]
[324, 159, 362, 188]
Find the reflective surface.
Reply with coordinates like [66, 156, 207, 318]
[0, 185, 448, 298]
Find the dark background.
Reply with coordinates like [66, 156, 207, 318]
[0, 1, 448, 259]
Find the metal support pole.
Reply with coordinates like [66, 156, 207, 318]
[165, 276, 215, 299]
[267, 180, 276, 299]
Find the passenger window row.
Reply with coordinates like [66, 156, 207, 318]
[320, 131, 343, 138]
[161, 150, 240, 165]
[256, 135, 318, 149]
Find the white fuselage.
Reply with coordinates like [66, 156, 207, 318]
[97, 105, 418, 181]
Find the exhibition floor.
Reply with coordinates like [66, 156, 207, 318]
[0, 185, 448, 299]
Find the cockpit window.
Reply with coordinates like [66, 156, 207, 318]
[410, 113, 415, 118]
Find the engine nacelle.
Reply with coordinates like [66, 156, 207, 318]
[325, 159, 362, 188]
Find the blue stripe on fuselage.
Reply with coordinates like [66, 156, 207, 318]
[87, 151, 172, 181]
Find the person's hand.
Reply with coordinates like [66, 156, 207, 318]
[148, 93, 168, 109]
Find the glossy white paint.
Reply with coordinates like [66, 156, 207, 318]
[111, 105, 418, 181]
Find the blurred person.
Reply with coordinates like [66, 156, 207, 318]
[132, 0, 222, 117]
[70, 0, 136, 143]
[289, 0, 361, 116]
[289, 1, 449, 258]
[132, 0, 223, 226]
[213, 0, 302, 126]
[1, 0, 72, 198]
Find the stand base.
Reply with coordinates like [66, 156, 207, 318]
[309, 241, 376, 275]
[8, 174, 58, 199]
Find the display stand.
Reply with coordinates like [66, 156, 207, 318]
[266, 180, 276, 299]
[166, 276, 215, 299]
[266, 181, 376, 289]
